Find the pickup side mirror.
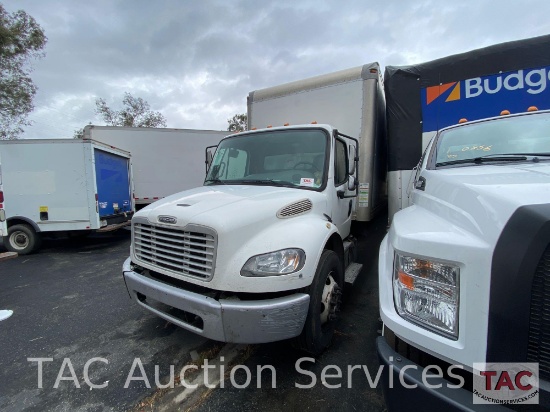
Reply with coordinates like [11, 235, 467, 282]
[415, 176, 426, 191]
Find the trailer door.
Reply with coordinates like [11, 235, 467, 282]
[94, 149, 132, 218]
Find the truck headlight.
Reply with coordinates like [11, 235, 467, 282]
[241, 249, 306, 277]
[393, 253, 459, 339]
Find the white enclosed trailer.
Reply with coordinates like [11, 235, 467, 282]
[84, 126, 227, 207]
[0, 139, 134, 254]
[122, 63, 386, 355]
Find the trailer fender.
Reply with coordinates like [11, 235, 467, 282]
[6, 216, 41, 233]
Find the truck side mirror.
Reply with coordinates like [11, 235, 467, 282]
[348, 146, 356, 175]
[205, 145, 217, 173]
[347, 175, 357, 191]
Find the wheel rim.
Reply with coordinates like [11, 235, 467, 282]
[9, 231, 30, 251]
[320, 273, 341, 325]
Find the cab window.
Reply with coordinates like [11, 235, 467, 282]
[334, 139, 348, 186]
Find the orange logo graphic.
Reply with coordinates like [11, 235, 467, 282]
[426, 82, 461, 104]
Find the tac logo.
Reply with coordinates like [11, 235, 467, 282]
[473, 362, 539, 405]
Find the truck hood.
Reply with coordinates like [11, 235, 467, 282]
[135, 184, 326, 231]
[416, 162, 550, 242]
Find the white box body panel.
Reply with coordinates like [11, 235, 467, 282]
[85, 126, 227, 205]
[247, 64, 386, 222]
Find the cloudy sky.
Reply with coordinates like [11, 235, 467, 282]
[3, 0, 550, 139]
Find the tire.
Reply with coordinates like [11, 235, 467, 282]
[294, 249, 344, 356]
[4, 224, 41, 255]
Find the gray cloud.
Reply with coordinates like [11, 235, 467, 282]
[3, 0, 550, 138]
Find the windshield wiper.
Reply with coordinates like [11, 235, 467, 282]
[501, 152, 550, 158]
[436, 154, 528, 167]
[232, 179, 297, 187]
[204, 178, 226, 185]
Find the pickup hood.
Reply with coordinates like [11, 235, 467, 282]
[416, 162, 550, 242]
[135, 184, 326, 232]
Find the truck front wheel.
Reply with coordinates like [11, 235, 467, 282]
[295, 249, 343, 355]
[5, 224, 41, 255]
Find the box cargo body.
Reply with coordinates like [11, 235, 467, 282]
[384, 34, 550, 221]
[84, 126, 228, 206]
[0, 139, 133, 253]
[247, 63, 386, 222]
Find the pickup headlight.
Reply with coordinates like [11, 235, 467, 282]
[241, 249, 306, 277]
[393, 253, 459, 339]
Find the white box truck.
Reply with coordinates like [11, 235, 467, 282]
[378, 35, 550, 410]
[0, 139, 134, 254]
[83, 126, 228, 208]
[122, 63, 386, 354]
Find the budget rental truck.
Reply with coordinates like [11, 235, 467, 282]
[0, 139, 134, 254]
[83, 126, 227, 208]
[378, 35, 550, 410]
[122, 63, 386, 354]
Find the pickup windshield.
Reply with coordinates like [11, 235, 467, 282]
[435, 112, 550, 167]
[205, 129, 328, 189]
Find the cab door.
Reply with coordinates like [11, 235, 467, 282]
[329, 134, 358, 238]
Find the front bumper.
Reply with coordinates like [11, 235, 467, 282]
[122, 258, 310, 343]
[376, 337, 509, 412]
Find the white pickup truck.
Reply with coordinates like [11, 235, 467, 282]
[378, 109, 550, 410]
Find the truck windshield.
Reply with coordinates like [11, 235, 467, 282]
[435, 112, 550, 167]
[205, 129, 328, 189]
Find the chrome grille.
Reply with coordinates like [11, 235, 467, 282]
[277, 199, 313, 218]
[133, 221, 216, 281]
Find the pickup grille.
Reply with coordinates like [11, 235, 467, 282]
[133, 222, 216, 281]
[527, 244, 550, 380]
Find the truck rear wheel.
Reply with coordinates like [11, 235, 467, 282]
[294, 249, 343, 356]
[5, 224, 41, 255]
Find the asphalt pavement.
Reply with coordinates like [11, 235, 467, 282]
[0, 230, 212, 412]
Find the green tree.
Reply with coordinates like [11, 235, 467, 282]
[73, 127, 84, 139]
[227, 113, 247, 132]
[95, 92, 167, 128]
[0, 3, 47, 140]
[73, 122, 91, 139]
